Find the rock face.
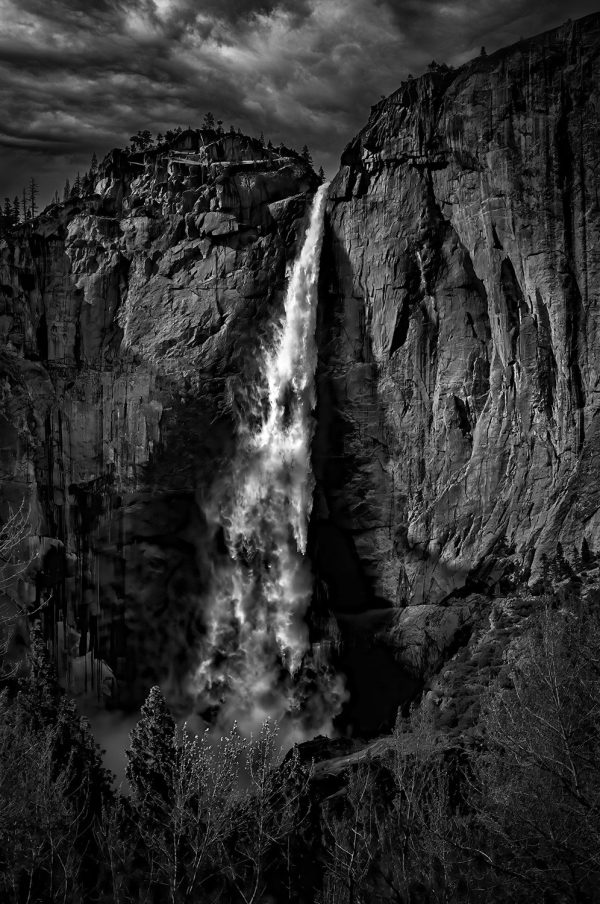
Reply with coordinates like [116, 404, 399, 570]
[313, 13, 600, 723]
[0, 130, 317, 704]
[3, 16, 600, 734]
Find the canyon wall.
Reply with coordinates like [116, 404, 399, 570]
[0, 132, 316, 704]
[3, 13, 600, 732]
[313, 13, 600, 726]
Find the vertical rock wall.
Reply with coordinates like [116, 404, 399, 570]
[313, 14, 600, 708]
[0, 135, 316, 703]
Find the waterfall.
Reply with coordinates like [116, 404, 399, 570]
[190, 184, 344, 738]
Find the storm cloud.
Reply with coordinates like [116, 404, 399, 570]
[0, 0, 598, 204]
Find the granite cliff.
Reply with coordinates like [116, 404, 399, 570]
[0, 130, 317, 704]
[2, 14, 600, 734]
[312, 12, 600, 729]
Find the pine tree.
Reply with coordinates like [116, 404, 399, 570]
[27, 177, 39, 219]
[22, 187, 28, 219]
[2, 197, 13, 229]
[90, 151, 98, 173]
[202, 111, 216, 130]
[17, 626, 62, 730]
[126, 686, 177, 812]
[11, 628, 112, 899]
[17, 626, 106, 779]
[318, 165, 325, 183]
[54, 697, 111, 801]
[12, 196, 20, 221]
[138, 130, 152, 149]
[73, 172, 82, 196]
[301, 144, 312, 164]
[63, 179, 70, 202]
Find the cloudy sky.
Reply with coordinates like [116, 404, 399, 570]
[1, 0, 598, 207]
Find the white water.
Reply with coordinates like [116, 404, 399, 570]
[190, 184, 345, 738]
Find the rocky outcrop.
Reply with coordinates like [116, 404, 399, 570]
[0, 130, 317, 704]
[314, 13, 600, 715]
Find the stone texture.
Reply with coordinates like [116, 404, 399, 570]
[0, 131, 317, 703]
[314, 13, 600, 699]
[4, 17, 600, 734]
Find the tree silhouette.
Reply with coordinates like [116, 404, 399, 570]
[1, 197, 15, 231]
[126, 686, 177, 813]
[129, 130, 152, 152]
[16, 627, 62, 729]
[27, 177, 38, 219]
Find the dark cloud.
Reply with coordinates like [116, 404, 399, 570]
[0, 0, 598, 206]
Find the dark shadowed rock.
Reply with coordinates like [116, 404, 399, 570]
[313, 12, 600, 717]
[0, 130, 317, 703]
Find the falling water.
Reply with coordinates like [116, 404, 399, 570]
[191, 184, 344, 737]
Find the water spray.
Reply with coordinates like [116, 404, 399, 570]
[190, 184, 345, 738]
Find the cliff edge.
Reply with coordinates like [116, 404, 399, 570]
[314, 13, 600, 729]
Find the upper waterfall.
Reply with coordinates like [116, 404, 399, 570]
[190, 184, 344, 737]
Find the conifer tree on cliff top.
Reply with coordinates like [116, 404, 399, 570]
[26, 177, 38, 219]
